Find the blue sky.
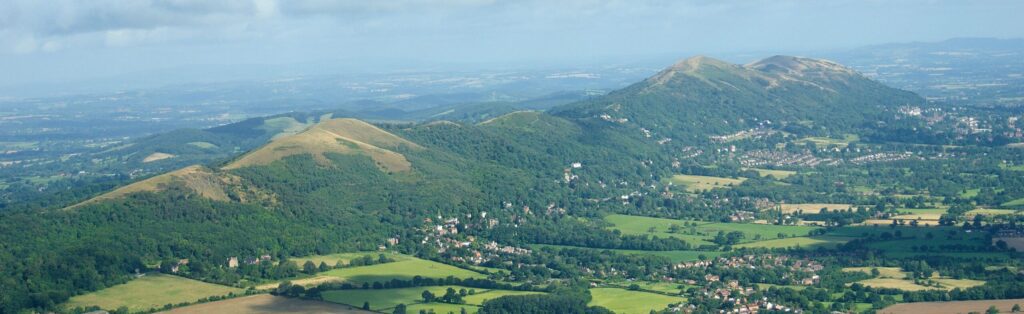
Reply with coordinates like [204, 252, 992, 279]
[1, 0, 1023, 93]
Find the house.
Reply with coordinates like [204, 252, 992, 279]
[227, 256, 239, 268]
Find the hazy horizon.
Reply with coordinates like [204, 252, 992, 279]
[2, 0, 1024, 97]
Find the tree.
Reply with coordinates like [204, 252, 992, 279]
[319, 261, 330, 272]
[422, 290, 435, 303]
[393, 304, 407, 314]
[987, 305, 999, 314]
[1011, 304, 1020, 312]
[363, 301, 371, 310]
[302, 260, 317, 274]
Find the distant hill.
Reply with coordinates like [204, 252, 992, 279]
[552, 55, 923, 142]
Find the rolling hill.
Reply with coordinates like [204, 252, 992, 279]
[552, 55, 924, 142]
[0, 55, 935, 312]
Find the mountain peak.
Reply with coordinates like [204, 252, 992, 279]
[668, 55, 734, 72]
[746, 55, 857, 76]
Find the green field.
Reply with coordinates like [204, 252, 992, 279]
[666, 174, 746, 192]
[843, 267, 984, 291]
[322, 285, 542, 313]
[588, 288, 685, 314]
[1003, 198, 1024, 207]
[63, 274, 243, 312]
[319, 256, 487, 284]
[735, 235, 853, 249]
[746, 168, 797, 179]
[533, 244, 721, 262]
[292, 251, 408, 267]
[605, 214, 820, 246]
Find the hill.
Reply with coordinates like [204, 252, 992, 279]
[223, 118, 421, 172]
[0, 55, 942, 313]
[552, 55, 924, 142]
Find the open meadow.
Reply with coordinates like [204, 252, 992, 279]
[588, 287, 686, 314]
[64, 274, 243, 312]
[666, 174, 746, 192]
[605, 214, 820, 246]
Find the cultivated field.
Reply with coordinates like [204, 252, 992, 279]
[735, 235, 852, 249]
[843, 267, 984, 291]
[588, 287, 686, 314]
[318, 256, 487, 284]
[880, 298, 1024, 314]
[321, 285, 542, 313]
[159, 294, 371, 314]
[667, 174, 746, 192]
[64, 274, 243, 312]
[779, 203, 854, 214]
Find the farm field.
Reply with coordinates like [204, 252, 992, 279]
[321, 285, 542, 313]
[892, 208, 946, 221]
[843, 267, 984, 291]
[666, 174, 746, 192]
[1002, 198, 1024, 207]
[605, 214, 820, 246]
[879, 298, 1024, 314]
[735, 235, 853, 249]
[159, 294, 370, 314]
[318, 256, 487, 284]
[291, 251, 408, 267]
[588, 287, 686, 314]
[64, 274, 243, 312]
[967, 208, 1019, 216]
[533, 244, 721, 262]
[745, 168, 797, 179]
[779, 203, 854, 214]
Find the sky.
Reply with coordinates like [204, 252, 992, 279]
[1, 0, 1023, 95]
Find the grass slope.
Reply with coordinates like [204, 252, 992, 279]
[64, 274, 242, 312]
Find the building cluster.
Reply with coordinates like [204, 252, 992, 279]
[710, 128, 778, 143]
[848, 152, 916, 165]
[738, 150, 836, 168]
[673, 255, 823, 286]
[226, 254, 272, 268]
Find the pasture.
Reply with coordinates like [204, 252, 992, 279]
[64, 274, 243, 312]
[795, 134, 859, 148]
[605, 214, 820, 246]
[318, 256, 487, 284]
[291, 251, 408, 267]
[666, 174, 746, 192]
[321, 285, 543, 313]
[735, 235, 852, 249]
[588, 287, 686, 314]
[843, 267, 984, 291]
[159, 294, 370, 314]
